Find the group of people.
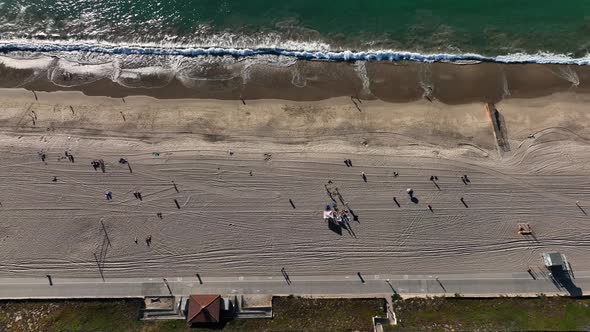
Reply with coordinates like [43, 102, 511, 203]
[323, 203, 352, 224]
[134, 235, 153, 246]
[323, 161, 475, 226]
[38, 150, 172, 250]
[38, 150, 75, 163]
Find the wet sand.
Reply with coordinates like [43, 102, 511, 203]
[2, 58, 590, 103]
[0, 89, 588, 279]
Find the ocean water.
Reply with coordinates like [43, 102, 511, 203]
[0, 1, 589, 96]
[1, 0, 589, 57]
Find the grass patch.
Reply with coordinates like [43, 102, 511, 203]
[0, 297, 385, 332]
[388, 296, 590, 331]
[0, 299, 189, 332]
[217, 297, 384, 331]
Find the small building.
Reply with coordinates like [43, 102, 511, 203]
[186, 294, 222, 324]
[543, 252, 565, 269]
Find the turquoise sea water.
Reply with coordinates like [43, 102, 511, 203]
[1, 0, 589, 56]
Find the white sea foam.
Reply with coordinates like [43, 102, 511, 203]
[418, 64, 434, 99]
[116, 67, 175, 88]
[290, 68, 306, 88]
[0, 55, 54, 70]
[48, 58, 114, 87]
[354, 61, 371, 95]
[501, 69, 511, 99]
[550, 66, 580, 87]
[241, 61, 253, 85]
[0, 55, 56, 86]
[0, 39, 589, 65]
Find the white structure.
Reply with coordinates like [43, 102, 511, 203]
[542, 252, 567, 270]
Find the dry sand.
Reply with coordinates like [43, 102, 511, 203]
[0, 89, 589, 279]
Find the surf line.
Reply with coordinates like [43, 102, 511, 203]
[1, 41, 589, 65]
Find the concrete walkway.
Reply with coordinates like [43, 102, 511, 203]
[0, 271, 587, 299]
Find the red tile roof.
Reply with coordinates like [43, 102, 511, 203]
[186, 294, 221, 324]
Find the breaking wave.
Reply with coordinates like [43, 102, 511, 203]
[1, 40, 590, 65]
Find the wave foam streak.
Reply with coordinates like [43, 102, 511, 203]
[1, 40, 590, 65]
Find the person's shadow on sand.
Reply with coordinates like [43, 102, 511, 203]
[328, 219, 342, 236]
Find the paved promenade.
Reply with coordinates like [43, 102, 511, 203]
[0, 271, 587, 299]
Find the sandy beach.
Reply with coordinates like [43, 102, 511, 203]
[0, 88, 589, 279]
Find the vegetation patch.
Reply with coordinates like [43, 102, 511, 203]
[387, 296, 590, 332]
